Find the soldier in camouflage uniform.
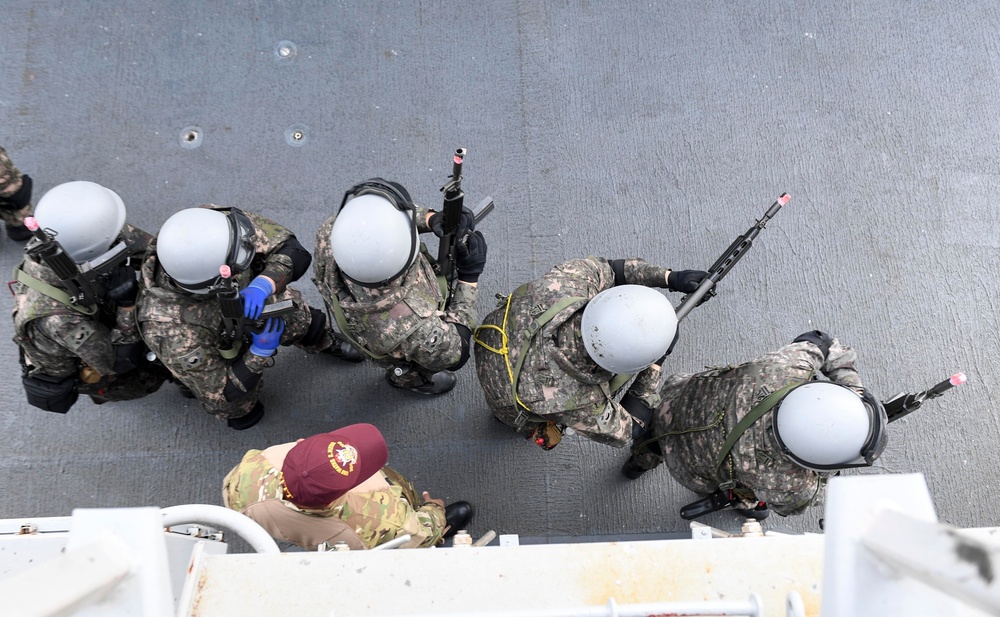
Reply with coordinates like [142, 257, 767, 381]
[0, 146, 34, 241]
[222, 423, 473, 550]
[12, 181, 170, 413]
[474, 256, 708, 449]
[313, 179, 488, 395]
[138, 205, 361, 430]
[624, 331, 888, 518]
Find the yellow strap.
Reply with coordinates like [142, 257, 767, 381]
[473, 291, 531, 412]
[474, 290, 588, 415]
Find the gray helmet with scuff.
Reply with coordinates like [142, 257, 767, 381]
[33, 181, 127, 263]
[156, 207, 256, 294]
[772, 382, 888, 471]
[581, 285, 678, 374]
[330, 180, 418, 286]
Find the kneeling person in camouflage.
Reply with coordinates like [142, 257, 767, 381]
[474, 257, 708, 450]
[313, 179, 487, 395]
[137, 206, 361, 430]
[12, 181, 169, 413]
[223, 423, 473, 550]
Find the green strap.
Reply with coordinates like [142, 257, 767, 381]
[713, 380, 805, 471]
[509, 291, 587, 413]
[608, 372, 634, 393]
[326, 292, 388, 361]
[13, 266, 97, 316]
[436, 273, 450, 311]
[218, 342, 241, 360]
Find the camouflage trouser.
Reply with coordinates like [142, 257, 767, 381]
[628, 435, 665, 472]
[78, 362, 173, 404]
[384, 361, 442, 389]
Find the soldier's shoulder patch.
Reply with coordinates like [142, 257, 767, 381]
[752, 385, 772, 403]
[176, 347, 208, 370]
[62, 321, 98, 352]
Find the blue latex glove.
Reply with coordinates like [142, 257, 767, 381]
[249, 318, 285, 357]
[240, 276, 275, 319]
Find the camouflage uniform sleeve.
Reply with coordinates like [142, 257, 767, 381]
[551, 256, 618, 292]
[312, 215, 339, 299]
[444, 280, 478, 330]
[32, 315, 117, 376]
[628, 363, 663, 409]
[242, 210, 297, 291]
[410, 502, 448, 547]
[0, 146, 31, 227]
[221, 450, 271, 512]
[0, 146, 25, 198]
[822, 339, 864, 391]
[623, 258, 670, 288]
[109, 306, 142, 346]
[396, 279, 478, 372]
[120, 224, 155, 257]
[415, 205, 433, 234]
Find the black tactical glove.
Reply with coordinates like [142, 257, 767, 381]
[667, 269, 710, 293]
[104, 265, 139, 307]
[792, 330, 833, 359]
[429, 207, 476, 238]
[456, 231, 488, 283]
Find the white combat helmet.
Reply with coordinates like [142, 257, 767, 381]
[330, 192, 418, 285]
[156, 207, 256, 293]
[34, 181, 127, 263]
[772, 382, 887, 471]
[581, 285, 678, 374]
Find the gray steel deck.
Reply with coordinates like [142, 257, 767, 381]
[1, 1, 996, 541]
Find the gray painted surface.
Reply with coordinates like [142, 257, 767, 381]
[0, 1, 995, 542]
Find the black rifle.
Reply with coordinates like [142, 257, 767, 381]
[674, 193, 790, 322]
[23, 217, 130, 308]
[884, 373, 967, 423]
[435, 148, 467, 289]
[435, 148, 495, 306]
[213, 265, 296, 353]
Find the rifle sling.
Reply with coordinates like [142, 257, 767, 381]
[14, 266, 97, 316]
[326, 292, 389, 362]
[508, 293, 586, 415]
[713, 379, 808, 472]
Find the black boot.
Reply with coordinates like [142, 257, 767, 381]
[176, 383, 196, 399]
[443, 501, 474, 538]
[621, 457, 649, 480]
[325, 340, 365, 363]
[227, 401, 265, 430]
[385, 367, 457, 395]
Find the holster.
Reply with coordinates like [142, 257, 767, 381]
[22, 373, 79, 414]
[679, 489, 736, 521]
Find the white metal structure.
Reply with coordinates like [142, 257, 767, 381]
[0, 475, 998, 617]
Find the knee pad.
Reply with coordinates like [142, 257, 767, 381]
[299, 307, 328, 347]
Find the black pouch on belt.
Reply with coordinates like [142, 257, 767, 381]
[22, 373, 79, 413]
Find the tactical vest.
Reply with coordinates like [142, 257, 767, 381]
[326, 253, 444, 361]
[11, 259, 109, 373]
[475, 284, 634, 429]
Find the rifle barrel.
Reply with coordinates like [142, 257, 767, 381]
[451, 148, 466, 180]
[673, 193, 789, 321]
